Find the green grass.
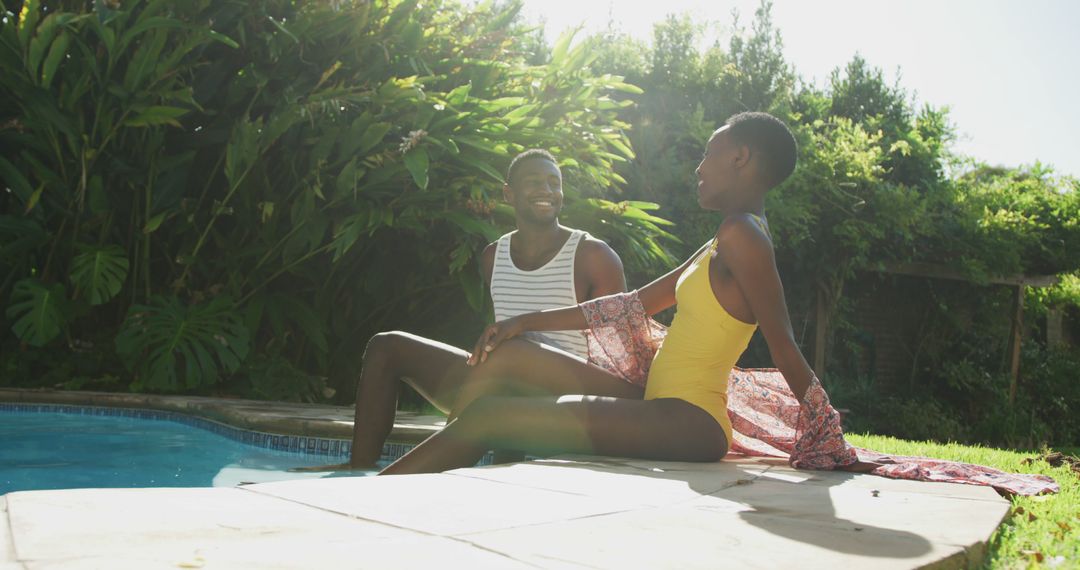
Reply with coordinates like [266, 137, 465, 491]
[846, 434, 1079, 569]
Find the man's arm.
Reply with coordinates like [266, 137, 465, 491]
[479, 241, 498, 289]
[575, 238, 627, 300]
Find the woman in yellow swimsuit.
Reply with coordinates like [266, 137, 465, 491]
[381, 112, 835, 475]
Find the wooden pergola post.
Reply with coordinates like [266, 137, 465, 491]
[1008, 284, 1024, 405]
[814, 285, 828, 377]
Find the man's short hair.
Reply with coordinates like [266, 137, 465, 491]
[725, 112, 798, 189]
[506, 149, 558, 185]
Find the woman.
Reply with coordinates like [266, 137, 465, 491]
[378, 111, 859, 475]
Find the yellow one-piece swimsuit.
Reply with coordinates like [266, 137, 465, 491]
[644, 234, 760, 446]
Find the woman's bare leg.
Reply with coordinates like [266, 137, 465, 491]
[380, 395, 727, 475]
[446, 339, 645, 464]
[448, 339, 644, 421]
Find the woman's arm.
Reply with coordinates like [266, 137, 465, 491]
[720, 217, 882, 471]
[467, 304, 588, 365]
[636, 240, 713, 315]
[716, 214, 814, 400]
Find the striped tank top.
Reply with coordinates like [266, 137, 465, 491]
[490, 230, 590, 360]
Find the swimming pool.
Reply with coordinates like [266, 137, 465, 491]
[0, 404, 393, 495]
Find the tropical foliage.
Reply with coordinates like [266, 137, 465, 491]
[0, 0, 670, 399]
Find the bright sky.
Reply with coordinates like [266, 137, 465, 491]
[519, 0, 1080, 179]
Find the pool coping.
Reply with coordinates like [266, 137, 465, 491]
[0, 388, 445, 445]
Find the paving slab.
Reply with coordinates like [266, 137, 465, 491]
[247, 472, 635, 536]
[3, 456, 1010, 569]
[702, 475, 1008, 547]
[464, 500, 967, 570]
[0, 497, 14, 566]
[448, 457, 770, 508]
[6, 487, 528, 569]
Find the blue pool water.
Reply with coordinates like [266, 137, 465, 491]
[0, 408, 380, 495]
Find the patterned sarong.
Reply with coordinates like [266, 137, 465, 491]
[582, 291, 1059, 496]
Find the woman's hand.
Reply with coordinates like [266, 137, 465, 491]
[468, 317, 525, 365]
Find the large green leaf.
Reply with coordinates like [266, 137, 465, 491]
[123, 105, 188, 128]
[457, 152, 504, 183]
[69, 244, 129, 305]
[402, 146, 429, 190]
[444, 210, 501, 242]
[122, 26, 168, 90]
[0, 215, 47, 264]
[17, 0, 42, 48]
[357, 122, 391, 155]
[117, 16, 186, 52]
[27, 12, 70, 79]
[0, 157, 35, 205]
[39, 31, 71, 88]
[116, 296, 250, 392]
[264, 295, 328, 355]
[6, 279, 67, 346]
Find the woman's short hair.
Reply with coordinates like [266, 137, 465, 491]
[725, 112, 798, 189]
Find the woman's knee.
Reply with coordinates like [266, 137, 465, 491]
[448, 396, 506, 440]
[453, 341, 528, 400]
[448, 376, 498, 420]
[470, 338, 534, 375]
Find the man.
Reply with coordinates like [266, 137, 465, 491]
[299, 149, 638, 470]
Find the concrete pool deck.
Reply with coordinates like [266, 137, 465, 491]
[1, 388, 1010, 569]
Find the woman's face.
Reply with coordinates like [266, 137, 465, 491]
[695, 126, 739, 210]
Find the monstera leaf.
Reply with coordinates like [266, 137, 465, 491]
[0, 215, 47, 267]
[69, 244, 129, 305]
[6, 279, 68, 346]
[116, 295, 250, 391]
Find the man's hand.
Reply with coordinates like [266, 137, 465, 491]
[468, 317, 525, 365]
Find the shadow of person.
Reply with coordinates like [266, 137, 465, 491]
[524, 455, 934, 559]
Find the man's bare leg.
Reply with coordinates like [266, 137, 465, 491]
[293, 331, 471, 471]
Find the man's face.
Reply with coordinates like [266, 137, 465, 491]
[505, 158, 563, 224]
[695, 126, 740, 210]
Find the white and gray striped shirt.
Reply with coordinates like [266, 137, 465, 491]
[490, 230, 589, 360]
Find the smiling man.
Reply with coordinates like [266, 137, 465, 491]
[484, 149, 625, 359]
[295, 149, 633, 471]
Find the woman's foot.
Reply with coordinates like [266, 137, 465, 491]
[287, 462, 376, 473]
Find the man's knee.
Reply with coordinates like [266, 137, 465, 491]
[364, 331, 412, 363]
